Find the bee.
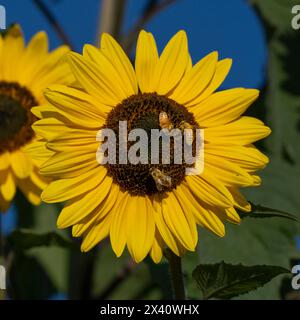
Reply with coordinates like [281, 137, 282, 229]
[150, 167, 172, 191]
[179, 120, 194, 131]
[179, 121, 195, 146]
[159, 111, 174, 131]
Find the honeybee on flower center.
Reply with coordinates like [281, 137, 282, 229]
[149, 167, 172, 191]
[159, 111, 174, 131]
[158, 111, 195, 145]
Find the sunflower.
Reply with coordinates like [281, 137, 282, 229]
[32, 30, 271, 263]
[0, 25, 73, 212]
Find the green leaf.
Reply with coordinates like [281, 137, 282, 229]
[192, 261, 290, 300]
[8, 229, 76, 251]
[239, 202, 300, 222]
[184, 1, 300, 301]
[251, 0, 298, 33]
[251, 0, 300, 163]
[8, 253, 56, 299]
[31, 203, 70, 294]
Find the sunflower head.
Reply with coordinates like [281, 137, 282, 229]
[33, 30, 271, 263]
[0, 24, 74, 212]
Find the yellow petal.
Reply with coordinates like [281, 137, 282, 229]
[204, 153, 255, 187]
[31, 68, 74, 103]
[186, 175, 233, 208]
[0, 192, 11, 212]
[252, 175, 261, 186]
[81, 214, 112, 252]
[205, 117, 271, 145]
[0, 170, 16, 201]
[225, 207, 241, 224]
[41, 88, 106, 129]
[162, 192, 196, 251]
[100, 33, 138, 95]
[72, 182, 120, 237]
[32, 117, 68, 140]
[57, 176, 113, 228]
[40, 150, 97, 178]
[1, 25, 24, 81]
[10, 150, 33, 179]
[186, 54, 193, 73]
[17, 176, 42, 206]
[135, 30, 159, 92]
[175, 199, 198, 248]
[42, 166, 107, 203]
[32, 117, 97, 143]
[0, 152, 10, 171]
[174, 184, 225, 237]
[152, 195, 186, 256]
[228, 187, 251, 212]
[186, 58, 232, 106]
[205, 144, 269, 171]
[45, 84, 111, 118]
[23, 139, 54, 168]
[125, 195, 155, 262]
[18, 31, 48, 85]
[150, 231, 164, 264]
[154, 30, 189, 95]
[82, 43, 133, 101]
[0, 35, 3, 63]
[30, 168, 48, 190]
[29, 45, 70, 81]
[193, 89, 259, 127]
[32, 104, 98, 129]
[67, 51, 128, 106]
[110, 192, 129, 257]
[170, 51, 218, 105]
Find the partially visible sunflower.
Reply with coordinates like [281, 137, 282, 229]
[0, 25, 73, 212]
[33, 30, 271, 263]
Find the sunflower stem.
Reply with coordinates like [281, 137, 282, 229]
[164, 249, 186, 300]
[97, 0, 126, 43]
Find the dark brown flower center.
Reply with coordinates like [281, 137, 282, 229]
[103, 93, 199, 196]
[0, 81, 38, 154]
